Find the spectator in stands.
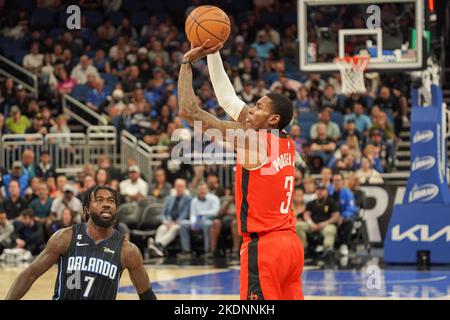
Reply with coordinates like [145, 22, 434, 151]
[310, 109, 341, 141]
[320, 167, 334, 194]
[119, 165, 149, 202]
[123, 66, 142, 94]
[161, 143, 195, 184]
[25, 176, 40, 202]
[346, 172, 366, 210]
[30, 182, 53, 221]
[343, 102, 372, 135]
[251, 30, 275, 60]
[367, 129, 393, 172]
[107, 88, 127, 118]
[24, 98, 40, 119]
[340, 119, 363, 144]
[5, 105, 31, 134]
[56, 69, 77, 95]
[148, 168, 172, 201]
[0, 78, 16, 115]
[48, 207, 75, 236]
[86, 78, 108, 111]
[98, 154, 121, 182]
[373, 86, 403, 133]
[210, 188, 240, 259]
[35, 151, 56, 180]
[206, 173, 225, 198]
[92, 49, 111, 73]
[12, 209, 45, 256]
[23, 42, 43, 73]
[25, 112, 48, 135]
[347, 135, 362, 160]
[50, 184, 82, 221]
[3, 180, 29, 220]
[116, 17, 138, 40]
[95, 168, 110, 187]
[148, 179, 191, 257]
[70, 55, 100, 85]
[330, 173, 357, 256]
[21, 149, 36, 179]
[294, 86, 315, 113]
[297, 183, 340, 255]
[370, 111, 395, 142]
[111, 48, 129, 79]
[319, 84, 341, 112]
[362, 144, 383, 173]
[178, 183, 220, 259]
[356, 157, 384, 184]
[2, 161, 29, 198]
[49, 115, 71, 148]
[309, 122, 337, 169]
[293, 187, 307, 221]
[0, 209, 13, 254]
[62, 48, 75, 71]
[239, 81, 258, 105]
[41, 107, 55, 131]
[12, 85, 29, 115]
[302, 176, 318, 204]
[0, 114, 7, 135]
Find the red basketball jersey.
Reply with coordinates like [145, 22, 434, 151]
[235, 131, 296, 235]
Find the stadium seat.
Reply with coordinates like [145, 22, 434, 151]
[14, 50, 28, 65]
[101, 73, 118, 87]
[230, 0, 253, 13]
[143, 0, 164, 13]
[131, 12, 149, 28]
[84, 11, 102, 28]
[259, 11, 280, 27]
[71, 84, 90, 102]
[31, 9, 55, 28]
[298, 120, 315, 139]
[331, 111, 344, 129]
[117, 202, 141, 229]
[138, 204, 163, 231]
[2, 42, 19, 59]
[164, 0, 187, 12]
[49, 28, 64, 40]
[123, 0, 144, 12]
[18, 0, 34, 11]
[107, 11, 125, 26]
[299, 111, 318, 122]
[281, 11, 297, 26]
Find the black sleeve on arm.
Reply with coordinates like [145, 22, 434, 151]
[139, 287, 157, 300]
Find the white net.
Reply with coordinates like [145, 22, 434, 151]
[335, 56, 369, 95]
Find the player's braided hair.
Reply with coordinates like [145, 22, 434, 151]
[82, 185, 120, 219]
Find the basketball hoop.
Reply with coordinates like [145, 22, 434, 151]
[334, 56, 370, 95]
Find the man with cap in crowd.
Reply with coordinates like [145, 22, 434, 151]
[5, 105, 31, 134]
[2, 161, 30, 198]
[297, 182, 340, 255]
[119, 165, 149, 202]
[50, 184, 83, 223]
[25, 112, 48, 135]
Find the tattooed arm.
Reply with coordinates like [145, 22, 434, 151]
[177, 41, 266, 169]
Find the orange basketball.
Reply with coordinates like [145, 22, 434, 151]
[185, 5, 231, 49]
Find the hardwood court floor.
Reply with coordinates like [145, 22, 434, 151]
[1, 260, 449, 300]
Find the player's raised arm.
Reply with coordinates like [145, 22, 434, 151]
[5, 228, 71, 300]
[177, 41, 245, 136]
[207, 51, 249, 124]
[121, 240, 157, 300]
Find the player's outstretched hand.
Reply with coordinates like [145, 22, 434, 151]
[182, 39, 223, 63]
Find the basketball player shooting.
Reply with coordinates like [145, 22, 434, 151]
[5, 186, 157, 300]
[178, 40, 304, 300]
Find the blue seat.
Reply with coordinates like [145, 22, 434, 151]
[143, 0, 164, 12]
[164, 0, 187, 12]
[298, 120, 316, 139]
[49, 28, 64, 40]
[18, 0, 34, 11]
[86, 50, 96, 59]
[107, 12, 125, 26]
[101, 73, 118, 87]
[123, 0, 144, 12]
[84, 11, 102, 28]
[131, 12, 149, 28]
[282, 11, 297, 26]
[331, 112, 344, 128]
[2, 42, 19, 59]
[31, 9, 55, 28]
[14, 50, 28, 65]
[71, 85, 90, 102]
[299, 112, 318, 122]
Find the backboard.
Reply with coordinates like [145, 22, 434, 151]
[298, 0, 424, 72]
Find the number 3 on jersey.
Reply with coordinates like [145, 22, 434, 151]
[280, 176, 294, 214]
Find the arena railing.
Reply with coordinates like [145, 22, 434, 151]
[0, 126, 117, 176]
[0, 55, 38, 99]
[62, 94, 108, 127]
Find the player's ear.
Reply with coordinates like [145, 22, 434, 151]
[268, 114, 280, 127]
